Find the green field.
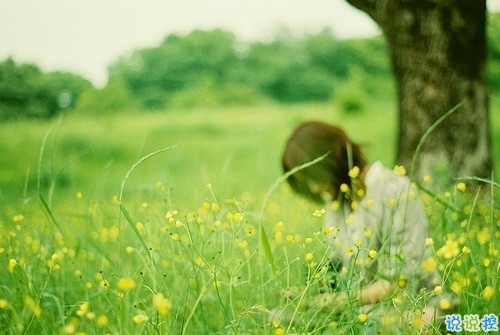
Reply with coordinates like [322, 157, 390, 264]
[0, 102, 498, 334]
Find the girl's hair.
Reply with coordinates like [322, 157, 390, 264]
[282, 121, 366, 203]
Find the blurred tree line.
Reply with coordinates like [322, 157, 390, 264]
[1, 12, 500, 120]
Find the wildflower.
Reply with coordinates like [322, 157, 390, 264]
[368, 250, 378, 259]
[351, 201, 359, 210]
[354, 238, 362, 247]
[7, 259, 17, 273]
[305, 237, 313, 244]
[331, 200, 340, 211]
[436, 239, 460, 259]
[133, 313, 149, 324]
[348, 166, 360, 178]
[211, 203, 220, 212]
[439, 298, 451, 310]
[481, 286, 494, 300]
[461, 246, 471, 254]
[24, 296, 41, 317]
[433, 286, 443, 296]
[456, 182, 467, 192]
[97, 314, 109, 327]
[233, 212, 244, 222]
[274, 328, 284, 335]
[423, 175, 432, 183]
[477, 228, 490, 244]
[358, 313, 368, 323]
[117, 277, 136, 290]
[364, 227, 372, 238]
[0, 299, 7, 309]
[422, 256, 437, 272]
[305, 252, 314, 261]
[76, 302, 90, 317]
[424, 238, 434, 248]
[313, 208, 326, 217]
[323, 226, 334, 234]
[12, 214, 24, 222]
[398, 275, 407, 289]
[153, 293, 171, 316]
[340, 183, 349, 193]
[171, 233, 180, 241]
[393, 165, 406, 176]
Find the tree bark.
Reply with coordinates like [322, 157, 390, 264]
[346, 0, 493, 180]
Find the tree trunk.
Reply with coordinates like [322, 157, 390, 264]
[346, 0, 493, 181]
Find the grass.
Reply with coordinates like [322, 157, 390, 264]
[0, 101, 498, 334]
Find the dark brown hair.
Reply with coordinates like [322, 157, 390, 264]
[282, 121, 366, 203]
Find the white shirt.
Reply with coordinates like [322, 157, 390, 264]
[325, 161, 431, 288]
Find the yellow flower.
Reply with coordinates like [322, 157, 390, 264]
[0, 299, 8, 309]
[393, 165, 406, 176]
[348, 166, 360, 178]
[7, 258, 17, 273]
[12, 214, 24, 222]
[313, 208, 326, 217]
[24, 296, 41, 317]
[481, 286, 494, 300]
[461, 246, 471, 254]
[425, 238, 434, 247]
[233, 212, 244, 222]
[133, 313, 149, 324]
[368, 250, 378, 259]
[153, 293, 171, 316]
[364, 228, 373, 238]
[433, 286, 443, 296]
[76, 302, 89, 317]
[398, 275, 407, 289]
[340, 183, 349, 193]
[436, 239, 460, 259]
[423, 175, 432, 183]
[305, 252, 314, 261]
[97, 314, 108, 327]
[358, 313, 368, 323]
[456, 182, 467, 192]
[117, 277, 136, 290]
[439, 298, 451, 310]
[331, 200, 340, 211]
[422, 256, 437, 272]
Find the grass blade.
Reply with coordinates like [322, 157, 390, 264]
[259, 153, 329, 274]
[410, 101, 464, 178]
[118, 146, 176, 261]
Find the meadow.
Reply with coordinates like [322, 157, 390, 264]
[0, 101, 499, 334]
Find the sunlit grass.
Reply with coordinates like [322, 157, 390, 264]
[0, 102, 498, 334]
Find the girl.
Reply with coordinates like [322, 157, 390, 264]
[281, 121, 440, 332]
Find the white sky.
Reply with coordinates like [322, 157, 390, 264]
[1, 0, 500, 87]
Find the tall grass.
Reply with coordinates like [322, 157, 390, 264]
[0, 102, 498, 334]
